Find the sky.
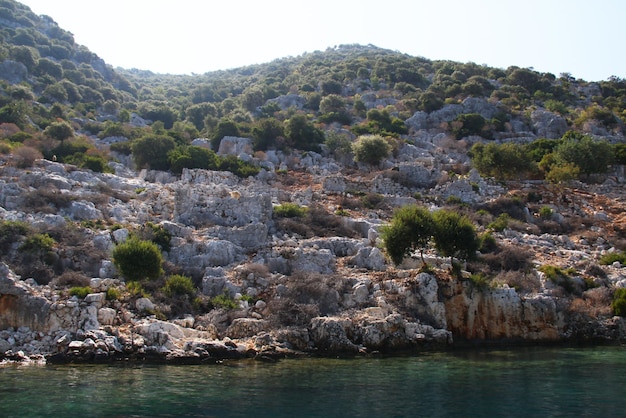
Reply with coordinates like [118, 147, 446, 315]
[19, 0, 626, 81]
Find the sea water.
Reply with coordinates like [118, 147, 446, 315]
[1, 346, 625, 417]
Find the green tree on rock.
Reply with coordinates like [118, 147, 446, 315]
[381, 205, 434, 265]
[432, 209, 479, 263]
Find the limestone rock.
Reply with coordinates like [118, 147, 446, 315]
[351, 247, 386, 271]
[531, 109, 568, 139]
[309, 317, 358, 353]
[226, 318, 270, 339]
[217, 136, 253, 157]
[64, 201, 103, 221]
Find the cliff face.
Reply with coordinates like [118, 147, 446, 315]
[441, 280, 562, 341]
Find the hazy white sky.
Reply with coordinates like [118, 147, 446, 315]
[20, 0, 626, 81]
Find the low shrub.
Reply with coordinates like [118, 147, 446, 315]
[0, 220, 29, 252]
[478, 232, 498, 253]
[487, 213, 510, 232]
[126, 281, 147, 298]
[210, 293, 238, 310]
[162, 274, 196, 298]
[612, 288, 626, 317]
[106, 287, 120, 301]
[274, 203, 308, 218]
[112, 238, 164, 282]
[469, 273, 490, 289]
[599, 251, 626, 265]
[69, 286, 92, 298]
[18, 233, 55, 253]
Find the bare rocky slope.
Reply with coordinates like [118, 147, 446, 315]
[1, 130, 626, 364]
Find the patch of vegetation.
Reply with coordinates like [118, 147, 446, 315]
[69, 286, 92, 298]
[126, 281, 148, 298]
[162, 274, 196, 298]
[487, 213, 511, 232]
[18, 233, 55, 253]
[469, 273, 490, 289]
[210, 292, 239, 310]
[612, 288, 626, 317]
[112, 238, 164, 282]
[106, 287, 121, 301]
[599, 251, 626, 265]
[273, 202, 308, 218]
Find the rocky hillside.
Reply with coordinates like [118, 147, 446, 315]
[1, 0, 626, 363]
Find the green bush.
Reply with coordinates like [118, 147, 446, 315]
[352, 134, 392, 166]
[539, 206, 554, 220]
[136, 222, 172, 252]
[112, 238, 164, 282]
[18, 233, 55, 253]
[131, 134, 176, 171]
[612, 288, 626, 317]
[274, 203, 308, 218]
[0, 220, 29, 251]
[469, 273, 490, 289]
[69, 286, 92, 298]
[487, 213, 510, 232]
[538, 264, 577, 293]
[162, 275, 196, 298]
[216, 155, 260, 178]
[478, 232, 498, 253]
[450, 113, 486, 139]
[126, 281, 147, 298]
[106, 287, 120, 301]
[599, 251, 626, 265]
[211, 293, 238, 310]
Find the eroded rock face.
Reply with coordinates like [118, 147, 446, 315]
[0, 263, 50, 332]
[442, 280, 562, 341]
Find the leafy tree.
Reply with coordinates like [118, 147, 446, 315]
[34, 58, 63, 79]
[545, 162, 580, 184]
[352, 134, 391, 166]
[43, 120, 74, 142]
[432, 209, 479, 263]
[0, 101, 29, 128]
[284, 113, 325, 151]
[418, 91, 444, 113]
[451, 113, 486, 139]
[319, 94, 346, 114]
[553, 131, 613, 178]
[112, 238, 164, 282]
[211, 118, 241, 150]
[167, 145, 218, 174]
[469, 142, 533, 180]
[143, 105, 177, 129]
[251, 117, 285, 151]
[324, 131, 353, 157]
[381, 205, 434, 265]
[614, 143, 626, 165]
[525, 138, 561, 162]
[42, 83, 68, 103]
[131, 134, 176, 171]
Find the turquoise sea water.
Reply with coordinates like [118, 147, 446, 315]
[1, 346, 625, 417]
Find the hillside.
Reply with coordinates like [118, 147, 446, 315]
[1, 0, 626, 363]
